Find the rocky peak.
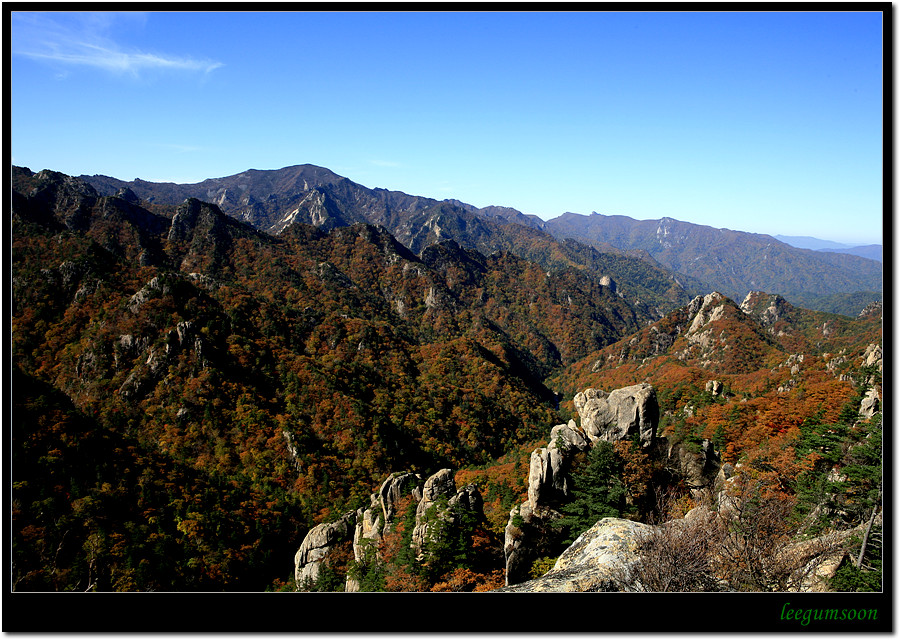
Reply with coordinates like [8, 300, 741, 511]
[167, 198, 228, 244]
[22, 170, 100, 231]
[686, 292, 729, 332]
[114, 187, 141, 204]
[739, 290, 793, 326]
[858, 300, 883, 319]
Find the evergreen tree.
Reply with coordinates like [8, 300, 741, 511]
[553, 441, 626, 544]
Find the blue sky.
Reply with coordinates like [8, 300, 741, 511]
[10, 10, 884, 245]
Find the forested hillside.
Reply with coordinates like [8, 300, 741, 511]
[81, 165, 703, 316]
[12, 167, 653, 590]
[545, 212, 883, 315]
[11, 167, 883, 594]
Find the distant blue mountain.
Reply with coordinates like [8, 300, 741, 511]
[775, 235, 882, 263]
[820, 245, 883, 262]
[774, 235, 853, 250]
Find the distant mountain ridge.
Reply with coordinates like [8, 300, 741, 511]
[775, 235, 883, 262]
[774, 234, 856, 250]
[78, 164, 881, 316]
[79, 165, 699, 316]
[544, 212, 882, 313]
[819, 245, 883, 262]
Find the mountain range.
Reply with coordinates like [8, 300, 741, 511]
[775, 235, 883, 262]
[545, 213, 882, 314]
[11, 164, 883, 598]
[79, 164, 882, 316]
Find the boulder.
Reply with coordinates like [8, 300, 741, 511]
[574, 383, 659, 447]
[549, 420, 591, 451]
[497, 517, 651, 592]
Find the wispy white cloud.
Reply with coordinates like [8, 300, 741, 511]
[11, 11, 223, 76]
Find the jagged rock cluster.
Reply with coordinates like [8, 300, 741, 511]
[293, 468, 481, 591]
[295, 378, 880, 592]
[503, 382, 725, 586]
[497, 378, 882, 593]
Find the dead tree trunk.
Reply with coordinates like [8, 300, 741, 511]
[855, 480, 882, 569]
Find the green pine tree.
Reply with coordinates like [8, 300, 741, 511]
[553, 441, 626, 544]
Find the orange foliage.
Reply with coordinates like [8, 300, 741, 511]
[430, 567, 505, 592]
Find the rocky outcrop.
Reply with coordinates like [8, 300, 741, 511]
[705, 379, 724, 396]
[294, 468, 482, 591]
[862, 343, 883, 373]
[740, 290, 793, 328]
[573, 383, 658, 448]
[502, 501, 562, 587]
[412, 468, 475, 559]
[504, 384, 660, 585]
[859, 387, 881, 419]
[294, 511, 356, 588]
[526, 420, 590, 509]
[498, 517, 651, 592]
[344, 471, 426, 591]
[664, 438, 721, 494]
[858, 301, 882, 319]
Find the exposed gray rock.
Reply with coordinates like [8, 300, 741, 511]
[498, 517, 651, 592]
[378, 471, 425, 527]
[294, 510, 356, 588]
[549, 420, 591, 451]
[412, 469, 463, 558]
[505, 385, 661, 586]
[862, 343, 883, 372]
[346, 472, 425, 591]
[574, 383, 659, 447]
[526, 421, 589, 509]
[496, 509, 876, 593]
[705, 380, 723, 396]
[665, 438, 721, 494]
[858, 301, 882, 319]
[859, 387, 881, 419]
[503, 500, 562, 586]
[127, 275, 173, 314]
[740, 291, 791, 328]
[296, 469, 482, 591]
[598, 275, 617, 292]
